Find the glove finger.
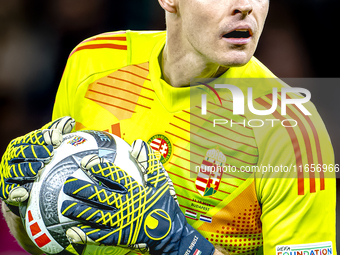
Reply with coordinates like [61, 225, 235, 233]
[66, 226, 149, 251]
[1, 182, 29, 204]
[81, 155, 136, 190]
[10, 144, 54, 163]
[7, 162, 43, 180]
[66, 226, 95, 245]
[8, 130, 44, 147]
[61, 200, 118, 228]
[63, 177, 125, 209]
[80, 154, 107, 171]
[42, 129, 63, 148]
[66, 226, 118, 246]
[42, 116, 75, 135]
[130, 139, 167, 187]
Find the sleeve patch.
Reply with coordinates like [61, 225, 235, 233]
[276, 241, 333, 255]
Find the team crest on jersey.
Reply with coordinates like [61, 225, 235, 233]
[148, 134, 173, 164]
[195, 148, 226, 197]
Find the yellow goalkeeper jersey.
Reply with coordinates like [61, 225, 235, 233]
[52, 31, 337, 255]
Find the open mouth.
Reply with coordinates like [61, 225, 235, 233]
[223, 29, 252, 39]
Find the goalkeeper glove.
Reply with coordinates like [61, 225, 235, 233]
[0, 116, 75, 213]
[61, 139, 214, 255]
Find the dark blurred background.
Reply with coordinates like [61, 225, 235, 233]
[0, 0, 339, 254]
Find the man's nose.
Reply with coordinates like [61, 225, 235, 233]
[232, 0, 253, 16]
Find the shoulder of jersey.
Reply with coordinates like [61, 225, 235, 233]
[68, 30, 166, 67]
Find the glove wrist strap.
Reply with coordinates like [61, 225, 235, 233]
[178, 230, 215, 255]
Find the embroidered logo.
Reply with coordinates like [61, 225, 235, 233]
[144, 209, 171, 240]
[148, 134, 172, 164]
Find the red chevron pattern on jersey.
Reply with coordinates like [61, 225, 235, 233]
[85, 62, 152, 121]
[70, 31, 127, 57]
[256, 93, 326, 196]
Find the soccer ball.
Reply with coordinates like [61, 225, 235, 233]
[19, 131, 143, 255]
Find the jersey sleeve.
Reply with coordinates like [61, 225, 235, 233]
[52, 31, 131, 124]
[253, 93, 337, 254]
[52, 60, 73, 121]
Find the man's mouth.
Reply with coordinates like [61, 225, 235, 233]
[223, 29, 252, 39]
[222, 27, 253, 45]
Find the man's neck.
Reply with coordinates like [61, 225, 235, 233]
[161, 26, 228, 88]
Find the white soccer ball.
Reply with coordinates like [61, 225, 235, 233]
[19, 131, 143, 255]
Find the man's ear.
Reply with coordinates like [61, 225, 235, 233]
[158, 0, 177, 13]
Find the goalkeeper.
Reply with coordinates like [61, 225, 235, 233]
[1, 0, 337, 254]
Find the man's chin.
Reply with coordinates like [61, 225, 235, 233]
[217, 52, 253, 68]
[222, 59, 251, 68]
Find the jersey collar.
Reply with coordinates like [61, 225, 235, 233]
[149, 33, 280, 113]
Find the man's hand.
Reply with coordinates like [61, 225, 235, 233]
[0, 116, 75, 210]
[61, 139, 215, 255]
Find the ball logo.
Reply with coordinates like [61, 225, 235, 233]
[144, 209, 171, 240]
[67, 136, 87, 146]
